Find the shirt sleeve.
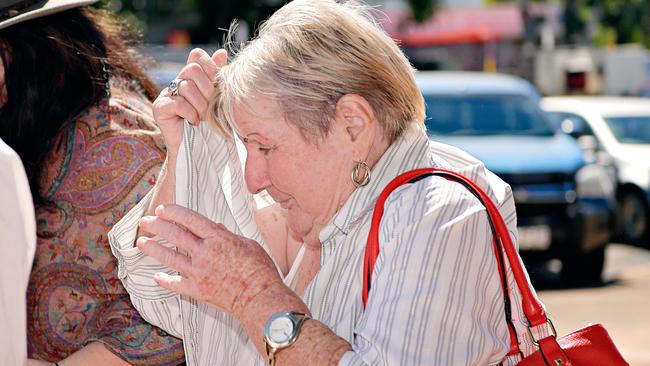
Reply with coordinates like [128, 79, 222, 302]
[339, 176, 511, 366]
[108, 121, 266, 342]
[108, 188, 184, 339]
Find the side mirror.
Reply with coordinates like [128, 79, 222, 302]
[577, 134, 599, 151]
[560, 118, 585, 139]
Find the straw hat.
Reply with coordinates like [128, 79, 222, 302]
[0, 0, 99, 31]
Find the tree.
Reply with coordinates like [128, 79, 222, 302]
[562, 0, 650, 48]
[563, 0, 588, 44]
[187, 0, 287, 44]
[408, 0, 437, 23]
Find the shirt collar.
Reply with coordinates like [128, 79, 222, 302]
[318, 124, 437, 244]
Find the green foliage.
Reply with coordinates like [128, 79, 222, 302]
[563, 0, 587, 43]
[408, 0, 436, 23]
[564, 0, 650, 48]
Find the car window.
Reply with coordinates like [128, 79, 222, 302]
[546, 112, 595, 136]
[423, 95, 555, 137]
[604, 116, 650, 144]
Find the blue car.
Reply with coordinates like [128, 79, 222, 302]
[416, 71, 615, 283]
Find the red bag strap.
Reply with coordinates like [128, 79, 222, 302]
[362, 168, 550, 356]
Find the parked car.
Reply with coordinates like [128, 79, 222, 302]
[416, 71, 615, 282]
[542, 96, 650, 246]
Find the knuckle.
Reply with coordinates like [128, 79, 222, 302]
[179, 63, 203, 79]
[163, 249, 177, 266]
[157, 101, 176, 119]
[180, 100, 194, 115]
[170, 225, 183, 240]
[187, 79, 203, 95]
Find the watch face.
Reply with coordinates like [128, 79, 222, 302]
[268, 315, 295, 343]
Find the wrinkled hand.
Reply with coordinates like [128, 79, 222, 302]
[152, 48, 227, 152]
[136, 204, 283, 316]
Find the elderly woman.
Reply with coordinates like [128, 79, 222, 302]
[110, 0, 544, 364]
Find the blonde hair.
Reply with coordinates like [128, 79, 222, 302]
[210, 0, 425, 143]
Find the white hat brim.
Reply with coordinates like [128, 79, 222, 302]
[0, 0, 99, 31]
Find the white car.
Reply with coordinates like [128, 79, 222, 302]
[542, 97, 650, 245]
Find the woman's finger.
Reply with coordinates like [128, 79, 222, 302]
[154, 204, 227, 239]
[156, 94, 201, 125]
[177, 62, 214, 101]
[139, 216, 202, 254]
[211, 49, 228, 67]
[187, 48, 219, 79]
[137, 236, 194, 275]
[172, 78, 209, 119]
[153, 272, 201, 300]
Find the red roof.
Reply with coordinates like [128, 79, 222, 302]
[379, 5, 524, 46]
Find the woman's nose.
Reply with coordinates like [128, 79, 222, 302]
[244, 155, 270, 194]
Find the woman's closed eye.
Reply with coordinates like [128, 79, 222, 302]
[258, 145, 277, 156]
[242, 136, 277, 156]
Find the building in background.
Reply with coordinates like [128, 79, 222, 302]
[535, 45, 650, 96]
[379, 4, 524, 73]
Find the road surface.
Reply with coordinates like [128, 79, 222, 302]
[537, 244, 650, 365]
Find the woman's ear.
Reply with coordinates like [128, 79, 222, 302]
[334, 94, 376, 144]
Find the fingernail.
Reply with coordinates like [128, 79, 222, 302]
[155, 205, 165, 216]
[139, 216, 153, 227]
[136, 237, 148, 248]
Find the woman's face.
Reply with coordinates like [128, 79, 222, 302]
[233, 96, 356, 241]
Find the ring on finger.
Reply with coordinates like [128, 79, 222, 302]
[169, 78, 182, 97]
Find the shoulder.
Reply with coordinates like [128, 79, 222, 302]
[428, 140, 513, 210]
[108, 79, 155, 121]
[379, 143, 514, 244]
[87, 79, 163, 142]
[0, 138, 20, 167]
[37, 95, 165, 208]
[381, 174, 485, 240]
[0, 139, 31, 202]
[0, 140, 32, 203]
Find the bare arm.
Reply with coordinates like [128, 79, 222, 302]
[136, 48, 227, 238]
[137, 154, 176, 238]
[235, 280, 352, 365]
[27, 342, 130, 366]
[108, 48, 227, 337]
[137, 205, 352, 365]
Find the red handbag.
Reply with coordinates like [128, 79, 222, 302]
[362, 168, 629, 366]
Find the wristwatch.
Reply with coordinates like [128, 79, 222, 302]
[263, 311, 311, 366]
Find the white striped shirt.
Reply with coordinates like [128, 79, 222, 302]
[109, 122, 545, 365]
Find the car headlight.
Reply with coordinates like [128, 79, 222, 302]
[575, 163, 615, 199]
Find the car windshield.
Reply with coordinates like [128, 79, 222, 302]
[604, 116, 650, 144]
[423, 95, 555, 137]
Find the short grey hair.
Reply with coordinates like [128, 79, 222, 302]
[209, 0, 425, 143]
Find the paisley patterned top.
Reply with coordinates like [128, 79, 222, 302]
[26, 81, 185, 365]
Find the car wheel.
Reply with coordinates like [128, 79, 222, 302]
[560, 245, 606, 285]
[618, 191, 649, 245]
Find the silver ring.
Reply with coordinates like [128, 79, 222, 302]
[169, 78, 182, 97]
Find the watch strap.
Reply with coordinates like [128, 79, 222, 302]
[264, 311, 311, 365]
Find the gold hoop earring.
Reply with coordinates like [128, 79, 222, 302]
[351, 161, 370, 187]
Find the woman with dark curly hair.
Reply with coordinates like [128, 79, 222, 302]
[0, 1, 185, 365]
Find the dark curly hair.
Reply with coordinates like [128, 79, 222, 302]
[0, 6, 158, 203]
